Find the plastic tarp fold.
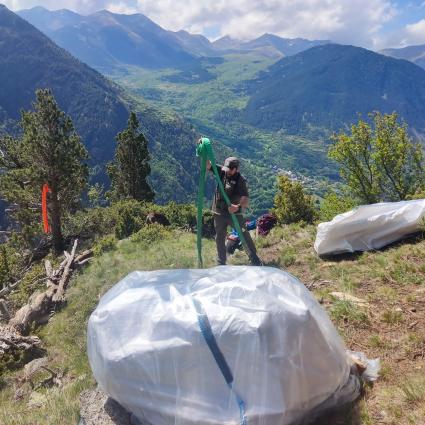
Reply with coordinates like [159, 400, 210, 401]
[87, 266, 354, 425]
[314, 199, 425, 256]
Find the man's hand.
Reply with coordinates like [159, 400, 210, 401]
[228, 203, 240, 214]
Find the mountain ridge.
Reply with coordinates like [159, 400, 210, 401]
[243, 43, 425, 135]
[17, 6, 332, 67]
[0, 5, 207, 205]
[380, 44, 425, 70]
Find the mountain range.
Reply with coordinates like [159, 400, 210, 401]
[0, 4, 204, 205]
[17, 6, 330, 71]
[380, 44, 425, 70]
[2, 4, 425, 220]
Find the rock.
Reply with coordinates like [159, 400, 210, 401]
[28, 391, 47, 408]
[330, 292, 369, 307]
[79, 388, 133, 425]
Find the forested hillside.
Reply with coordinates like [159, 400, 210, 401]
[0, 5, 211, 206]
[243, 44, 425, 135]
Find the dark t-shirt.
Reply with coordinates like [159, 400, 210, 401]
[211, 165, 249, 214]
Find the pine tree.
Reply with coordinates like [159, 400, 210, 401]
[0, 89, 88, 254]
[107, 112, 154, 202]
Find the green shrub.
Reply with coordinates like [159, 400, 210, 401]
[93, 235, 117, 257]
[63, 207, 113, 243]
[157, 202, 214, 237]
[8, 262, 46, 309]
[319, 191, 357, 221]
[0, 242, 22, 291]
[161, 202, 196, 229]
[112, 200, 152, 239]
[272, 175, 317, 224]
[130, 223, 172, 245]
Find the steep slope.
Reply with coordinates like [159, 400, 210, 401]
[381, 44, 425, 70]
[0, 4, 128, 163]
[172, 30, 217, 56]
[243, 44, 425, 135]
[0, 5, 202, 204]
[212, 35, 244, 50]
[17, 5, 82, 32]
[1, 222, 424, 423]
[17, 7, 197, 71]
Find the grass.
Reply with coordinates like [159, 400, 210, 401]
[1, 225, 424, 424]
[0, 231, 217, 425]
[330, 300, 369, 325]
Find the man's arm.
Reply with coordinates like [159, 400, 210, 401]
[239, 196, 249, 209]
[228, 196, 248, 213]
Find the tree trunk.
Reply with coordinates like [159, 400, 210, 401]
[49, 188, 63, 255]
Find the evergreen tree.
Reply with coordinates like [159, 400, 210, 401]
[329, 112, 424, 203]
[107, 112, 154, 202]
[0, 89, 88, 254]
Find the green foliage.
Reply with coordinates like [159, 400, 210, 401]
[130, 223, 172, 245]
[0, 89, 89, 253]
[113, 200, 149, 240]
[63, 207, 113, 244]
[279, 246, 297, 267]
[8, 262, 46, 309]
[244, 44, 425, 136]
[161, 202, 196, 229]
[330, 112, 425, 203]
[93, 235, 117, 257]
[112, 56, 336, 213]
[0, 244, 19, 290]
[272, 175, 316, 224]
[407, 188, 425, 200]
[87, 183, 105, 208]
[107, 111, 154, 202]
[319, 191, 357, 221]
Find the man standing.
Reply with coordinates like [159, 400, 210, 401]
[207, 156, 262, 266]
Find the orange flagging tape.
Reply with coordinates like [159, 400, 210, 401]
[42, 183, 51, 233]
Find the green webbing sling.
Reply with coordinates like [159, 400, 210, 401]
[196, 138, 249, 268]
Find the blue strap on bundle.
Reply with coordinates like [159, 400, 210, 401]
[192, 297, 248, 425]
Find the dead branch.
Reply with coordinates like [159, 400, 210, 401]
[0, 325, 45, 370]
[9, 240, 93, 334]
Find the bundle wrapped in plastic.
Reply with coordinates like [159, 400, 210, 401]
[87, 266, 359, 425]
[315, 199, 425, 256]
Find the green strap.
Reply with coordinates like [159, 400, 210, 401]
[196, 138, 249, 268]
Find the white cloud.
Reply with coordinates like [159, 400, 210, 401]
[2, 0, 397, 47]
[133, 0, 397, 47]
[105, 2, 137, 15]
[377, 18, 425, 49]
[404, 19, 425, 44]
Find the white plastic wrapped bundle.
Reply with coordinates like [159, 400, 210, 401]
[87, 266, 354, 425]
[314, 199, 425, 256]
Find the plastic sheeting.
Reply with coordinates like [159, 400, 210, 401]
[314, 199, 425, 256]
[87, 266, 355, 425]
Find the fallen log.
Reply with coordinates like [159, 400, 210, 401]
[9, 240, 93, 334]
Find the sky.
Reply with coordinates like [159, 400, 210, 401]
[2, 0, 425, 49]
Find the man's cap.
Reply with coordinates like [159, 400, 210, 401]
[222, 157, 240, 172]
